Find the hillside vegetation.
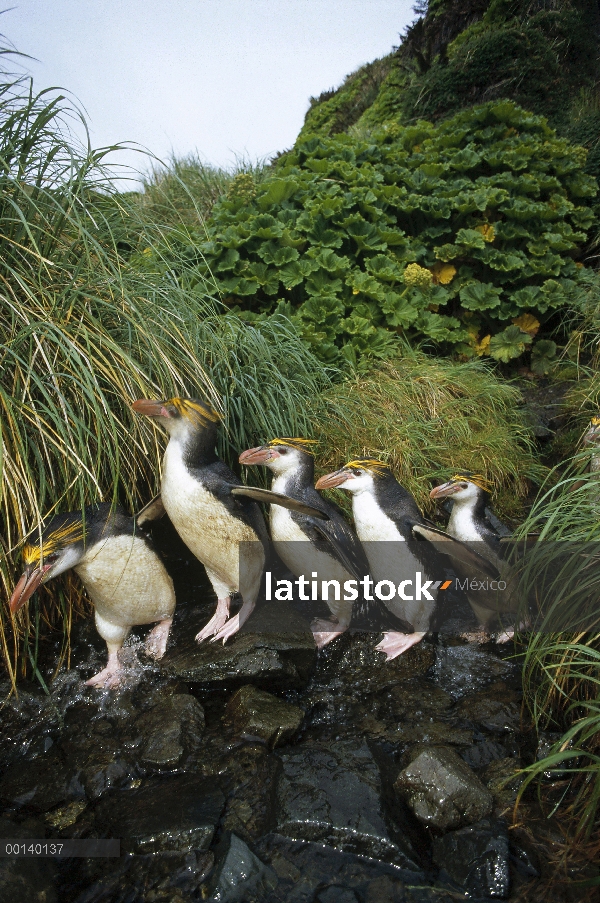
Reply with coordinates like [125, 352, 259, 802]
[300, 0, 600, 178]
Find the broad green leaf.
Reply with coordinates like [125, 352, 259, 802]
[488, 325, 532, 362]
[460, 282, 502, 311]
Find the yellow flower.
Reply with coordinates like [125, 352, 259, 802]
[352, 288, 360, 295]
[431, 263, 456, 285]
[475, 334, 491, 356]
[403, 263, 433, 289]
[512, 313, 540, 336]
[475, 224, 495, 243]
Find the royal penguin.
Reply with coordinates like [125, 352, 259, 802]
[582, 414, 600, 471]
[429, 473, 519, 638]
[315, 459, 445, 659]
[9, 503, 176, 688]
[132, 397, 325, 644]
[239, 438, 373, 646]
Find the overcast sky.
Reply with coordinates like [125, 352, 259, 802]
[3, 1, 415, 183]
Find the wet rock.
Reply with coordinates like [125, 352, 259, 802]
[456, 686, 520, 734]
[317, 887, 360, 903]
[276, 739, 420, 868]
[254, 833, 460, 902]
[432, 645, 514, 700]
[0, 815, 57, 903]
[394, 746, 493, 831]
[317, 632, 436, 690]
[223, 685, 304, 748]
[45, 800, 88, 830]
[206, 832, 277, 902]
[432, 817, 511, 898]
[136, 693, 205, 769]
[460, 739, 508, 770]
[219, 744, 281, 842]
[0, 747, 85, 812]
[482, 757, 524, 809]
[71, 850, 214, 903]
[94, 772, 225, 854]
[162, 601, 316, 690]
[78, 746, 136, 801]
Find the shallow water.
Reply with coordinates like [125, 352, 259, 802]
[0, 543, 592, 902]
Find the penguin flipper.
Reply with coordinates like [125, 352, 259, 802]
[135, 494, 167, 527]
[411, 523, 500, 579]
[230, 486, 329, 520]
[310, 519, 369, 583]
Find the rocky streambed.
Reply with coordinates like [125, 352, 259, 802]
[0, 561, 588, 902]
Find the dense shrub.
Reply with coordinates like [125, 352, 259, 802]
[196, 102, 596, 367]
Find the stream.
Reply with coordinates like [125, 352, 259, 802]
[0, 524, 591, 902]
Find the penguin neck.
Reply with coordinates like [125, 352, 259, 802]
[447, 492, 487, 541]
[165, 425, 218, 472]
[271, 454, 314, 495]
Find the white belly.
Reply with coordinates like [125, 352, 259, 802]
[161, 443, 259, 592]
[75, 535, 175, 628]
[352, 490, 435, 631]
[352, 491, 405, 543]
[448, 505, 481, 542]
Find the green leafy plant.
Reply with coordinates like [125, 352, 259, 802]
[197, 102, 596, 367]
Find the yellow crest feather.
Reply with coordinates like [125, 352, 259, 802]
[267, 438, 317, 455]
[345, 458, 390, 477]
[451, 473, 493, 492]
[23, 519, 84, 565]
[169, 397, 221, 428]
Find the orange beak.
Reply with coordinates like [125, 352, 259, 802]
[9, 565, 47, 614]
[315, 469, 352, 490]
[131, 398, 170, 418]
[239, 446, 277, 466]
[430, 481, 462, 500]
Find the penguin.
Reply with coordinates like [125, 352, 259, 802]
[429, 473, 519, 638]
[9, 503, 176, 688]
[582, 415, 600, 470]
[131, 397, 326, 645]
[239, 438, 373, 646]
[314, 459, 445, 659]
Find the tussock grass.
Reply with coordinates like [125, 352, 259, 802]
[311, 351, 543, 520]
[0, 61, 331, 686]
[514, 455, 600, 842]
[138, 153, 267, 229]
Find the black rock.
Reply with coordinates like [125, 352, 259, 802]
[94, 772, 225, 854]
[223, 685, 304, 748]
[0, 747, 85, 812]
[0, 816, 57, 903]
[162, 601, 316, 691]
[136, 693, 205, 769]
[394, 746, 493, 831]
[432, 817, 511, 899]
[275, 739, 420, 868]
[206, 832, 277, 902]
[71, 850, 214, 903]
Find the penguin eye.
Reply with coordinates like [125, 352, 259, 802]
[279, 448, 288, 454]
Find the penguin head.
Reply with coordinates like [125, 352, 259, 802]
[583, 415, 600, 448]
[131, 397, 221, 444]
[430, 473, 491, 505]
[239, 438, 316, 476]
[9, 504, 123, 613]
[316, 459, 390, 495]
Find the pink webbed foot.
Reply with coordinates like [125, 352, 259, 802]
[210, 613, 241, 645]
[85, 652, 123, 689]
[144, 618, 172, 660]
[374, 631, 426, 661]
[196, 597, 230, 643]
[311, 618, 347, 649]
